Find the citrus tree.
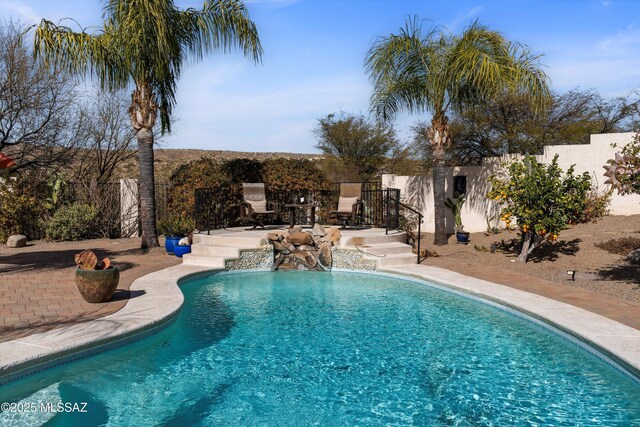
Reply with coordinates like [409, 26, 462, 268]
[604, 133, 640, 196]
[488, 155, 591, 262]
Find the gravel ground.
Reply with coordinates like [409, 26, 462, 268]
[420, 214, 640, 303]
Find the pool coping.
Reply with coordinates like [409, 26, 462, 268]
[1, 263, 639, 385]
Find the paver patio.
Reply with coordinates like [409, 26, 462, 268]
[0, 238, 179, 342]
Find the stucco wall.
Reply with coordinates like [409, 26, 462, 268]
[382, 132, 640, 233]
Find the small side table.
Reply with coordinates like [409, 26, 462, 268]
[284, 204, 318, 228]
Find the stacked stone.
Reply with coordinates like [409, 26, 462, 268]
[268, 224, 341, 271]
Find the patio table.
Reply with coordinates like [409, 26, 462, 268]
[284, 204, 318, 228]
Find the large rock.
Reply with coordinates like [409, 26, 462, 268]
[272, 240, 292, 255]
[6, 235, 27, 248]
[326, 228, 341, 246]
[627, 248, 640, 265]
[318, 242, 332, 270]
[311, 223, 326, 237]
[286, 232, 313, 246]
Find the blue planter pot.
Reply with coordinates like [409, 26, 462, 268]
[174, 244, 192, 258]
[164, 236, 181, 255]
[456, 231, 470, 243]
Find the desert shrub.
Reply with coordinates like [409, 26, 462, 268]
[0, 179, 45, 242]
[45, 203, 96, 241]
[263, 158, 333, 222]
[581, 188, 612, 222]
[169, 158, 230, 219]
[595, 237, 640, 256]
[157, 214, 195, 237]
[169, 157, 333, 226]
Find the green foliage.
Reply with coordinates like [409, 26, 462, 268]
[45, 203, 96, 241]
[314, 112, 400, 180]
[444, 195, 466, 229]
[157, 214, 195, 237]
[0, 180, 44, 243]
[604, 133, 640, 195]
[43, 175, 66, 211]
[487, 155, 592, 262]
[443, 90, 640, 165]
[168, 157, 333, 225]
[582, 188, 612, 222]
[595, 237, 640, 256]
[34, 0, 263, 134]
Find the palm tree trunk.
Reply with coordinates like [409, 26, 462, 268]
[432, 150, 447, 245]
[130, 82, 159, 249]
[429, 115, 450, 245]
[137, 129, 159, 249]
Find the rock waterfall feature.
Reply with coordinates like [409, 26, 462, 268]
[268, 224, 341, 271]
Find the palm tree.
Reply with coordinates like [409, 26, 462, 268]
[34, 0, 262, 248]
[365, 18, 550, 245]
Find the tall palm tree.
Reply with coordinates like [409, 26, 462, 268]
[365, 18, 550, 245]
[34, 0, 262, 248]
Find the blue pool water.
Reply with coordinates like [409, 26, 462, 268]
[1, 271, 640, 426]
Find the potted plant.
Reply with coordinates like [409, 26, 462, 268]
[74, 250, 119, 303]
[158, 214, 194, 255]
[445, 194, 470, 243]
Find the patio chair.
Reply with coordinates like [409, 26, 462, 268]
[240, 183, 277, 229]
[330, 183, 363, 228]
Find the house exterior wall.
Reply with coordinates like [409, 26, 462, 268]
[382, 132, 640, 233]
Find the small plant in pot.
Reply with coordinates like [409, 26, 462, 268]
[158, 215, 195, 255]
[74, 250, 119, 303]
[445, 194, 469, 243]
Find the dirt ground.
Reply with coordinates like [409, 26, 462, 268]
[419, 214, 640, 303]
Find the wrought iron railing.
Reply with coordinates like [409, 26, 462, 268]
[386, 191, 426, 264]
[194, 184, 426, 265]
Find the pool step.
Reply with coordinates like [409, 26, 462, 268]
[340, 231, 407, 247]
[357, 241, 413, 256]
[375, 252, 417, 267]
[185, 233, 267, 268]
[181, 254, 226, 268]
[192, 234, 267, 248]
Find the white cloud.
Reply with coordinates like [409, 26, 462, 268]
[596, 25, 640, 54]
[1, 1, 41, 23]
[447, 5, 483, 32]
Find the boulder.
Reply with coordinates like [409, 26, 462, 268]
[286, 232, 313, 246]
[272, 240, 292, 255]
[318, 242, 332, 269]
[267, 232, 282, 242]
[6, 235, 27, 248]
[627, 248, 640, 265]
[311, 223, 326, 237]
[326, 228, 341, 246]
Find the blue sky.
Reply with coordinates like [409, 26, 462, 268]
[1, 0, 639, 153]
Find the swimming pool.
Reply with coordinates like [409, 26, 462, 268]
[1, 271, 640, 426]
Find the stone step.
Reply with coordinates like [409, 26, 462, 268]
[192, 234, 266, 248]
[340, 231, 407, 247]
[375, 253, 417, 267]
[181, 254, 226, 268]
[358, 242, 413, 256]
[191, 244, 241, 258]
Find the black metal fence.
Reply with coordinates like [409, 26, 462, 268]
[194, 183, 403, 233]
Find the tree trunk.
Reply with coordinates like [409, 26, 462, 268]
[432, 153, 447, 245]
[137, 129, 159, 249]
[130, 82, 159, 249]
[517, 231, 535, 262]
[429, 115, 451, 245]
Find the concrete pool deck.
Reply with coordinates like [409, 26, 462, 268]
[1, 241, 640, 384]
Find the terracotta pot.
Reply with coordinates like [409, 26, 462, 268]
[75, 267, 119, 303]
